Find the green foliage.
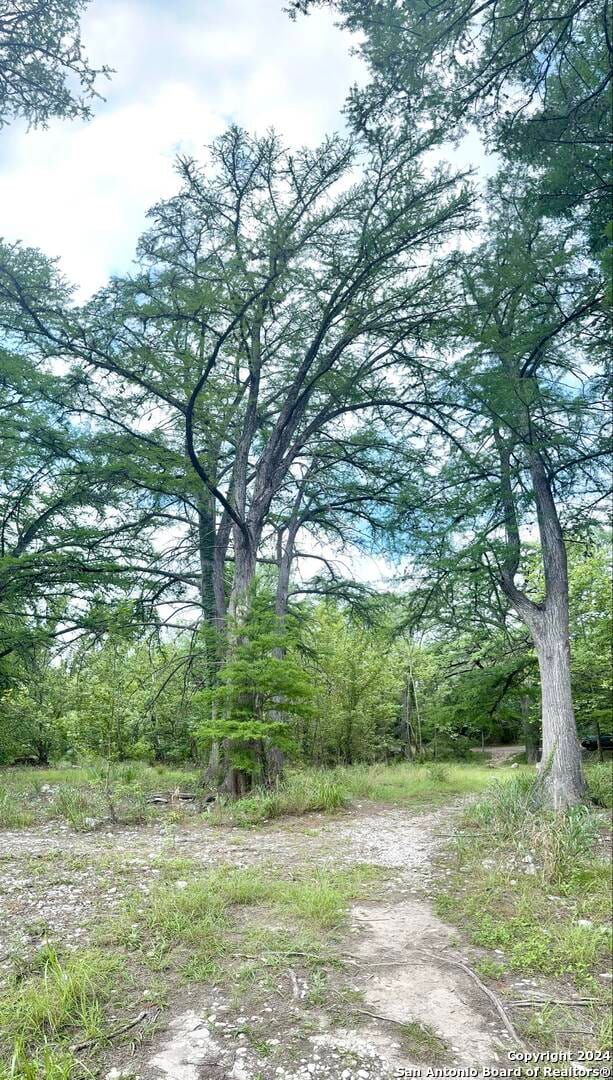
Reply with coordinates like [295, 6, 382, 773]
[586, 762, 613, 809]
[294, 0, 611, 254]
[0, 0, 111, 129]
[0, 761, 199, 831]
[436, 778, 612, 1007]
[299, 605, 405, 764]
[206, 768, 347, 825]
[196, 587, 314, 777]
[0, 944, 122, 1071]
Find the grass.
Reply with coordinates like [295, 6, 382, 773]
[0, 791, 35, 829]
[1, 858, 380, 1075]
[205, 768, 348, 825]
[399, 1019, 450, 1063]
[0, 944, 125, 1079]
[205, 761, 505, 826]
[0, 760, 201, 831]
[0, 759, 505, 831]
[435, 771, 612, 1055]
[112, 861, 383, 972]
[335, 760, 503, 803]
[586, 760, 613, 808]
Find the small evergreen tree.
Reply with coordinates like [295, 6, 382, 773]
[196, 586, 314, 797]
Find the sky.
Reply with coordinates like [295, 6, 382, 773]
[0, 0, 365, 298]
[0, 0, 485, 592]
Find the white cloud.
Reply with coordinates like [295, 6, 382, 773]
[0, 0, 365, 297]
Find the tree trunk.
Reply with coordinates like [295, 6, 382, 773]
[533, 613, 584, 807]
[496, 431, 585, 808]
[520, 694, 539, 764]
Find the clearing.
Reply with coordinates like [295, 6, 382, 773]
[0, 764, 610, 1079]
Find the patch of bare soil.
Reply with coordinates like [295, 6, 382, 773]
[0, 803, 519, 1078]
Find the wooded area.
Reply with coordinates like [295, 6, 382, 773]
[0, 0, 610, 810]
[0, 3, 611, 1078]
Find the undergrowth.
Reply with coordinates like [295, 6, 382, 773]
[0, 944, 124, 1079]
[205, 761, 501, 826]
[0, 761, 200, 831]
[435, 771, 612, 1056]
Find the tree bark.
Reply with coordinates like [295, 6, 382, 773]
[496, 437, 585, 808]
[532, 611, 584, 806]
[520, 694, 539, 764]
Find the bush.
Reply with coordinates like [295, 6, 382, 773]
[207, 768, 347, 825]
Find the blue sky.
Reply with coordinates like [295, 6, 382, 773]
[0, 0, 365, 297]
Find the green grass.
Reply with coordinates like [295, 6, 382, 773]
[0, 790, 35, 829]
[206, 768, 348, 825]
[335, 760, 504, 803]
[0, 761, 201, 831]
[586, 760, 613, 808]
[111, 861, 381, 979]
[0, 1044, 85, 1080]
[0, 944, 125, 1078]
[435, 774, 612, 1055]
[2, 759, 609, 833]
[399, 1019, 450, 1063]
[205, 761, 506, 826]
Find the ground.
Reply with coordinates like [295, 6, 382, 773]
[0, 761, 610, 1079]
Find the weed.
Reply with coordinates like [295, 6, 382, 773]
[207, 769, 347, 826]
[0, 791, 35, 829]
[0, 946, 124, 1054]
[585, 762, 613, 809]
[474, 957, 506, 980]
[337, 761, 504, 805]
[426, 763, 451, 784]
[435, 775, 612, 1060]
[399, 1020, 449, 1062]
[0, 1042, 88, 1080]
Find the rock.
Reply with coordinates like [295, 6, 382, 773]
[175, 880, 188, 889]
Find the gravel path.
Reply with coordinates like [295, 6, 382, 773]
[0, 801, 515, 1079]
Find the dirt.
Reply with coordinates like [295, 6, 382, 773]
[0, 802, 521, 1078]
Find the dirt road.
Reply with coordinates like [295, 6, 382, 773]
[0, 802, 520, 1078]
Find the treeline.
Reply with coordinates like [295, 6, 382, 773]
[0, 0, 610, 805]
[2, 534, 609, 770]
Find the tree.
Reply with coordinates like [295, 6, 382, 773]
[300, 602, 404, 765]
[290, 0, 612, 253]
[0, 126, 470, 792]
[0, 0, 110, 129]
[0, 339, 153, 669]
[196, 583, 314, 795]
[396, 179, 609, 806]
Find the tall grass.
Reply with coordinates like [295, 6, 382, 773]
[335, 761, 499, 804]
[0, 760, 200, 831]
[0, 945, 121, 1043]
[586, 761, 613, 808]
[437, 768, 612, 1023]
[206, 761, 502, 826]
[206, 768, 347, 825]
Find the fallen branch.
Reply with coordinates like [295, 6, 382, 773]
[146, 792, 198, 803]
[506, 998, 605, 1008]
[233, 951, 348, 964]
[330, 990, 408, 1030]
[71, 1008, 158, 1052]
[415, 949, 526, 1051]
